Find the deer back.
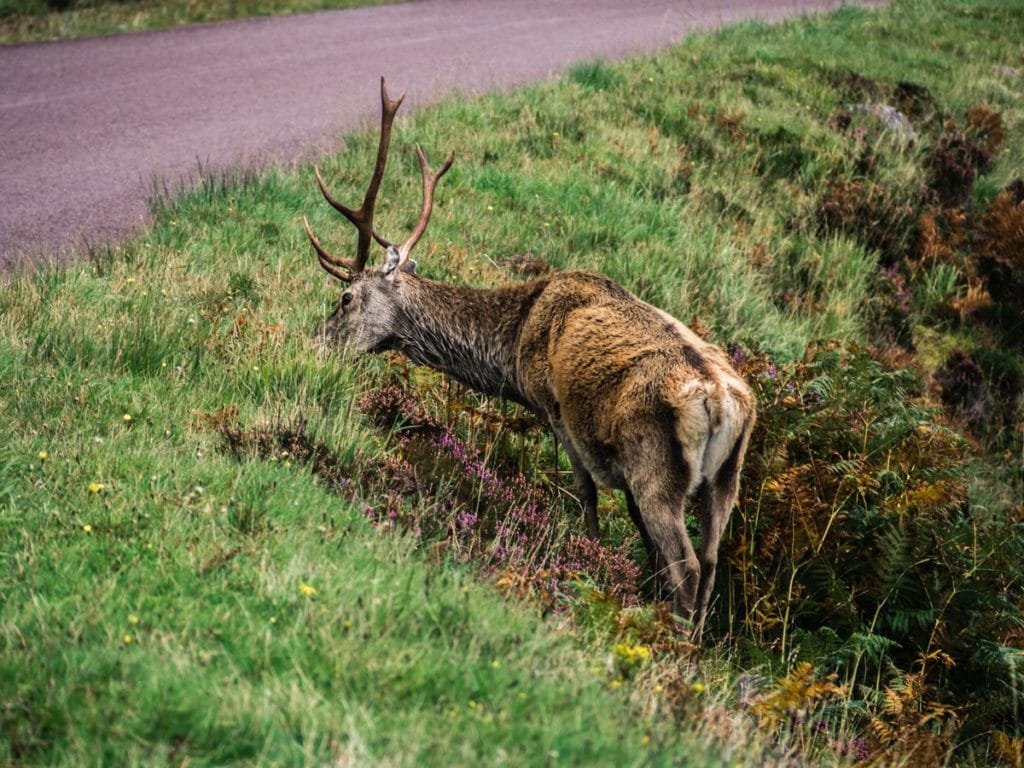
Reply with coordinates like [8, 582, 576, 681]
[514, 271, 755, 493]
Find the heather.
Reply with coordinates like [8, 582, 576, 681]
[2, 0, 1023, 765]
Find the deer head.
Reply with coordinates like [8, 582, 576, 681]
[305, 77, 453, 352]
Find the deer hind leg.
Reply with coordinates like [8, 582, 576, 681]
[625, 489, 669, 600]
[691, 482, 730, 642]
[624, 451, 700, 626]
[692, 426, 750, 641]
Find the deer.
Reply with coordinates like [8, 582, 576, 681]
[304, 78, 756, 639]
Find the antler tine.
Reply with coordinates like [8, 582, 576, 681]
[303, 216, 354, 282]
[372, 228, 395, 250]
[313, 166, 395, 249]
[310, 76, 405, 279]
[395, 144, 455, 261]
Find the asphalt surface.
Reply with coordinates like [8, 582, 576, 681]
[0, 0, 886, 267]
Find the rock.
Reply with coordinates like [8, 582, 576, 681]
[848, 103, 918, 144]
[992, 65, 1021, 79]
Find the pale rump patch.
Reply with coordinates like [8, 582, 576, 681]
[674, 380, 712, 497]
[700, 388, 746, 481]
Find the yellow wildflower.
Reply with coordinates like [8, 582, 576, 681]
[88, 482, 105, 493]
[612, 642, 652, 665]
[128, 614, 139, 625]
[82, 524, 93, 534]
[122, 634, 132, 645]
[692, 682, 706, 694]
[37, 450, 48, 461]
[298, 581, 317, 598]
[123, 413, 133, 423]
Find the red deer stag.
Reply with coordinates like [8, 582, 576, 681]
[304, 78, 756, 639]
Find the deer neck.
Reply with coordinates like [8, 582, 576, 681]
[389, 277, 546, 406]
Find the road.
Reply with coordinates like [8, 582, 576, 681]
[0, 0, 886, 267]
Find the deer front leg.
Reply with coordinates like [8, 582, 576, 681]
[552, 424, 600, 539]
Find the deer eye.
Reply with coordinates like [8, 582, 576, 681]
[341, 292, 353, 307]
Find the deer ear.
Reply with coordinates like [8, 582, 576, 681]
[381, 246, 401, 278]
[399, 259, 418, 275]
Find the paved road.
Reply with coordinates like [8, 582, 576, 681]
[0, 0, 886, 267]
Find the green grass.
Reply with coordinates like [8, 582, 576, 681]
[0, 0, 395, 45]
[2, 0, 1024, 764]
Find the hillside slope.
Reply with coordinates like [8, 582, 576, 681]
[1, 0, 1022, 764]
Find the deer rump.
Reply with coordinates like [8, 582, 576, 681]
[305, 78, 755, 640]
[517, 272, 747, 493]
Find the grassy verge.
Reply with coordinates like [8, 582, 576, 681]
[2, 0, 1023, 764]
[0, 0, 395, 45]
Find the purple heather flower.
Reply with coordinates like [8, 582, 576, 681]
[729, 345, 748, 369]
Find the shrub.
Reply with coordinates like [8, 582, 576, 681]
[977, 185, 1024, 309]
[719, 347, 1024, 741]
[935, 347, 1024, 446]
[927, 129, 991, 206]
[816, 177, 917, 265]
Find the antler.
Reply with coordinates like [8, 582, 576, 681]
[305, 77, 404, 282]
[306, 78, 454, 280]
[387, 145, 455, 264]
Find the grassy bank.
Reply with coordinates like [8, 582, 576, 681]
[0, 0, 394, 45]
[2, 0, 1023, 764]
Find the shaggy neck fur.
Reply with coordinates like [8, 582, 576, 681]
[388, 276, 548, 406]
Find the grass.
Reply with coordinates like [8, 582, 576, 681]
[2, 0, 1024, 764]
[0, 0, 395, 45]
